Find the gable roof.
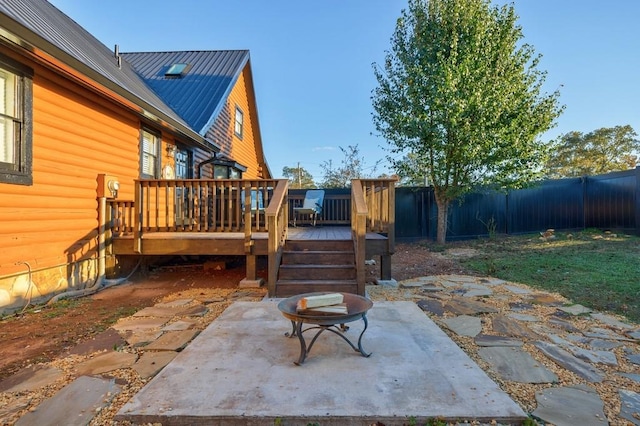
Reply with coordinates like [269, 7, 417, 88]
[0, 0, 213, 151]
[120, 50, 250, 136]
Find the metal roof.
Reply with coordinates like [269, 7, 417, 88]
[0, 0, 211, 148]
[121, 50, 250, 136]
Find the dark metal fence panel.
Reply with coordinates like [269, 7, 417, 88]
[447, 190, 507, 240]
[584, 169, 636, 231]
[506, 178, 584, 234]
[393, 167, 639, 240]
[395, 187, 430, 239]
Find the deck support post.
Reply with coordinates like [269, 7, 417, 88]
[380, 255, 392, 280]
[239, 254, 264, 288]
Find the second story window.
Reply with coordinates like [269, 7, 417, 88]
[141, 129, 160, 178]
[234, 106, 243, 139]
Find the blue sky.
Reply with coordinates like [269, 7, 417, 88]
[49, 0, 640, 180]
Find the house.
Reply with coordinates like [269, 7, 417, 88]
[0, 0, 271, 314]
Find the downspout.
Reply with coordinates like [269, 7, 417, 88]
[196, 152, 217, 178]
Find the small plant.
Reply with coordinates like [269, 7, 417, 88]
[476, 212, 498, 239]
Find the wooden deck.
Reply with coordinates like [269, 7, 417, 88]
[106, 178, 396, 296]
[111, 226, 387, 257]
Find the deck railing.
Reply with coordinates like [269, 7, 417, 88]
[266, 180, 289, 294]
[351, 178, 397, 290]
[107, 178, 393, 288]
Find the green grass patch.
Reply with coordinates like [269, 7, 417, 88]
[458, 231, 640, 323]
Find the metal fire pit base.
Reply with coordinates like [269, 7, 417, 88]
[278, 293, 373, 365]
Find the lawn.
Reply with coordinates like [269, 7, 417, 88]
[447, 229, 639, 323]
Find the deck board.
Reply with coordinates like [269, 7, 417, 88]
[111, 226, 387, 256]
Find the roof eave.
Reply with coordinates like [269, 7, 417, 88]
[0, 15, 219, 153]
[197, 50, 250, 136]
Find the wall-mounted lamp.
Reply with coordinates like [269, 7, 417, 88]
[166, 145, 177, 157]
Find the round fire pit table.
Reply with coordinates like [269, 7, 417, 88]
[277, 292, 373, 365]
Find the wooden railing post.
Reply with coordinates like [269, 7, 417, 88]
[133, 180, 142, 253]
[351, 180, 367, 295]
[266, 179, 289, 296]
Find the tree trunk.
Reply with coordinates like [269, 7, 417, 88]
[435, 195, 449, 244]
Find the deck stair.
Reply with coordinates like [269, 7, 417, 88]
[275, 239, 358, 297]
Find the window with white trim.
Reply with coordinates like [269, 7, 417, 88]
[141, 129, 160, 178]
[234, 106, 243, 139]
[0, 55, 33, 185]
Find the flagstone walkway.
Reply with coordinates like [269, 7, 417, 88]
[370, 275, 640, 425]
[0, 275, 638, 425]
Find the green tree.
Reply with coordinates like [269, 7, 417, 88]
[372, 0, 563, 243]
[282, 165, 316, 189]
[545, 125, 639, 178]
[319, 144, 380, 188]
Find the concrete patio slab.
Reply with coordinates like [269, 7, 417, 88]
[116, 301, 526, 425]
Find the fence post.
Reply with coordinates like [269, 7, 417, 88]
[636, 166, 640, 236]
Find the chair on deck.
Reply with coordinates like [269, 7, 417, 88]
[293, 189, 324, 227]
[241, 189, 265, 224]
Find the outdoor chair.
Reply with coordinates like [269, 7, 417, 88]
[241, 189, 265, 225]
[293, 189, 324, 227]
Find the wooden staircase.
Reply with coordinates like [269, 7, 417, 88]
[275, 239, 358, 297]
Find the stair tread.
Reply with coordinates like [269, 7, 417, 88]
[283, 250, 353, 253]
[279, 264, 354, 269]
[276, 279, 357, 284]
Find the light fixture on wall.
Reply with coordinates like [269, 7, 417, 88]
[166, 145, 177, 157]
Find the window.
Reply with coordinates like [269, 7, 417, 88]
[234, 106, 243, 139]
[0, 55, 33, 185]
[174, 146, 192, 179]
[141, 129, 160, 178]
[165, 63, 190, 78]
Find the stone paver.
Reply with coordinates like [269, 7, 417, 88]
[474, 334, 523, 347]
[590, 312, 634, 330]
[0, 366, 62, 393]
[156, 298, 193, 308]
[133, 306, 191, 317]
[532, 384, 607, 426]
[492, 315, 541, 340]
[534, 341, 604, 382]
[416, 299, 445, 316]
[162, 320, 197, 331]
[619, 390, 640, 425]
[133, 351, 178, 379]
[478, 347, 558, 383]
[445, 298, 499, 315]
[620, 373, 640, 383]
[503, 285, 531, 295]
[112, 316, 168, 332]
[68, 328, 127, 355]
[124, 329, 163, 347]
[441, 315, 482, 337]
[14, 376, 121, 426]
[74, 351, 138, 376]
[584, 327, 634, 341]
[143, 330, 200, 351]
[507, 313, 539, 322]
[627, 353, 640, 365]
[559, 304, 593, 315]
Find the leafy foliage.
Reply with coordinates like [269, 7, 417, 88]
[318, 144, 380, 188]
[282, 165, 316, 189]
[372, 0, 563, 242]
[545, 125, 639, 178]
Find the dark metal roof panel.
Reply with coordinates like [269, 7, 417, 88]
[0, 0, 192, 131]
[121, 50, 249, 135]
